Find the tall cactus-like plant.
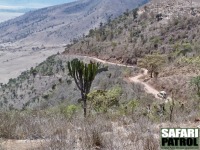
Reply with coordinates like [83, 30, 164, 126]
[68, 58, 106, 117]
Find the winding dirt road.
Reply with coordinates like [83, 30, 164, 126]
[86, 56, 160, 99]
[129, 68, 160, 99]
[69, 55, 163, 99]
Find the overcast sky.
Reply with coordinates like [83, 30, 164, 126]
[0, 0, 76, 22]
[0, 0, 76, 8]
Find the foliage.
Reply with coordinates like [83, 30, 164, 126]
[138, 53, 166, 78]
[174, 42, 193, 57]
[178, 56, 200, 66]
[88, 86, 122, 113]
[60, 104, 80, 119]
[30, 67, 38, 78]
[111, 42, 117, 47]
[150, 36, 161, 46]
[67, 59, 104, 117]
[190, 76, 200, 96]
[132, 8, 139, 19]
[127, 99, 138, 113]
[123, 67, 132, 77]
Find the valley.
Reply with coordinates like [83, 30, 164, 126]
[0, 45, 63, 84]
[0, 0, 148, 84]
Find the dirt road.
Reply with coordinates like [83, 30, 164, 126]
[85, 56, 160, 99]
[129, 68, 160, 99]
[1, 139, 48, 150]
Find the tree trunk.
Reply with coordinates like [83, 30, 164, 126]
[150, 71, 153, 78]
[154, 72, 159, 79]
[197, 86, 200, 96]
[83, 99, 87, 117]
[169, 106, 173, 122]
[82, 93, 87, 118]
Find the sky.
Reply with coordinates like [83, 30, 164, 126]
[0, 0, 76, 22]
[0, 0, 76, 8]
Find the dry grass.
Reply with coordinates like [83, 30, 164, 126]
[0, 108, 199, 150]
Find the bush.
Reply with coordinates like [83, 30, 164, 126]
[123, 67, 132, 77]
[60, 104, 80, 119]
[111, 42, 117, 47]
[88, 86, 122, 113]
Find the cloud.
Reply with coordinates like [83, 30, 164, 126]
[0, 0, 76, 22]
[0, 5, 23, 9]
[0, 0, 77, 10]
[0, 5, 34, 22]
[0, 12, 23, 23]
[0, 4, 48, 10]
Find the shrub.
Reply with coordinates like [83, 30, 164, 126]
[88, 86, 122, 113]
[111, 42, 117, 47]
[60, 104, 80, 119]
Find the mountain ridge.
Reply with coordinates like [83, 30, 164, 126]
[0, 0, 149, 46]
[0, 0, 148, 84]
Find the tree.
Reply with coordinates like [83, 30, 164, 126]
[68, 59, 106, 117]
[156, 13, 163, 21]
[132, 8, 139, 19]
[30, 67, 37, 78]
[127, 99, 138, 114]
[190, 76, 200, 96]
[177, 43, 193, 56]
[89, 29, 95, 37]
[138, 54, 166, 78]
[87, 86, 122, 113]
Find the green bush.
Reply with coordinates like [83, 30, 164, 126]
[127, 99, 138, 113]
[123, 67, 132, 77]
[88, 86, 122, 113]
[60, 104, 80, 119]
[111, 42, 117, 47]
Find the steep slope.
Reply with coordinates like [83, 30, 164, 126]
[64, 0, 200, 100]
[0, 0, 148, 46]
[65, 0, 200, 64]
[0, 0, 148, 84]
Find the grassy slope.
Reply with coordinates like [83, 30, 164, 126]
[64, 0, 200, 100]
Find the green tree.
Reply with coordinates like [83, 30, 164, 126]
[190, 76, 200, 96]
[132, 8, 138, 19]
[177, 43, 192, 56]
[88, 86, 122, 113]
[89, 29, 95, 37]
[60, 104, 80, 119]
[30, 67, 37, 78]
[68, 59, 105, 117]
[128, 99, 138, 114]
[138, 54, 166, 78]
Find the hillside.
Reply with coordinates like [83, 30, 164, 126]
[0, 0, 200, 112]
[65, 0, 200, 63]
[0, 54, 143, 110]
[0, 0, 148, 46]
[0, 0, 148, 84]
[0, 0, 200, 149]
[65, 0, 200, 100]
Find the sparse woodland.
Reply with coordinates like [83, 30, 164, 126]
[0, 0, 200, 149]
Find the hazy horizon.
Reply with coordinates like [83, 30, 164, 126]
[0, 0, 76, 22]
